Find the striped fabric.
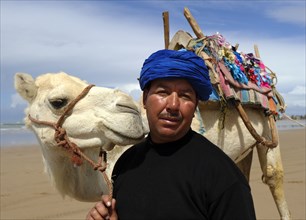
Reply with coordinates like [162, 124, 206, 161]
[210, 61, 277, 113]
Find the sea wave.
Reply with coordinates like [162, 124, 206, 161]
[1, 124, 37, 147]
[1, 120, 305, 148]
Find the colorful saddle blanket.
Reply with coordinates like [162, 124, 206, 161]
[187, 33, 286, 115]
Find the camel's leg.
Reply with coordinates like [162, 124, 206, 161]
[235, 150, 253, 182]
[256, 143, 291, 220]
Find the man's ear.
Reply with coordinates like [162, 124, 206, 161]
[142, 90, 148, 109]
[194, 98, 199, 114]
[195, 98, 199, 107]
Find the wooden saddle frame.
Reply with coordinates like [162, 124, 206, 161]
[162, 8, 279, 149]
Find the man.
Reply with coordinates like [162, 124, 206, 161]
[86, 49, 256, 220]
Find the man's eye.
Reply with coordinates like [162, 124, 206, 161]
[156, 90, 168, 96]
[180, 94, 192, 100]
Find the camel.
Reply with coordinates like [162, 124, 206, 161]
[14, 72, 148, 202]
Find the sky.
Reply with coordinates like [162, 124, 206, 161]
[1, 0, 305, 123]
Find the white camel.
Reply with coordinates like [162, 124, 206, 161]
[14, 72, 148, 202]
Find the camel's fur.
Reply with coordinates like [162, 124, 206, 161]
[15, 71, 290, 219]
[192, 102, 290, 220]
[14, 72, 148, 202]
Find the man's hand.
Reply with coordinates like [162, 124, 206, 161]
[86, 195, 117, 220]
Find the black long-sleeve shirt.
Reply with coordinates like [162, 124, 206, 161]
[112, 129, 256, 220]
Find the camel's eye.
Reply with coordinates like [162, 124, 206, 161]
[50, 98, 68, 109]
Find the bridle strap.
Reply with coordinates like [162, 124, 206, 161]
[56, 84, 95, 127]
[28, 84, 113, 199]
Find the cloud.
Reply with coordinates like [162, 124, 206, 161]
[266, 5, 306, 26]
[282, 85, 306, 110]
[1, 1, 163, 87]
[10, 93, 27, 108]
[2, 1, 306, 119]
[116, 83, 142, 101]
[284, 105, 306, 116]
[288, 86, 306, 95]
[117, 83, 140, 94]
[282, 85, 306, 114]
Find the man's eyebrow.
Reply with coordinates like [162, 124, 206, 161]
[181, 88, 195, 93]
[154, 82, 194, 92]
[153, 82, 169, 89]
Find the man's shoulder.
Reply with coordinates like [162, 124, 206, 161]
[190, 130, 248, 184]
[112, 139, 148, 181]
[115, 138, 148, 165]
[123, 139, 147, 155]
[189, 130, 232, 159]
[190, 130, 218, 149]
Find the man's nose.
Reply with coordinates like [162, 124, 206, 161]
[166, 92, 180, 111]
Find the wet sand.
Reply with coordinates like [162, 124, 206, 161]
[1, 129, 305, 219]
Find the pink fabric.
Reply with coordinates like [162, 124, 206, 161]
[217, 61, 273, 97]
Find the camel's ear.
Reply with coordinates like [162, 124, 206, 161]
[14, 73, 38, 102]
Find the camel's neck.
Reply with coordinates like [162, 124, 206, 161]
[40, 146, 111, 202]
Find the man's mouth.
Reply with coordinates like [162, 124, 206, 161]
[160, 116, 182, 122]
[159, 112, 183, 124]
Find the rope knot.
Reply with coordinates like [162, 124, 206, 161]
[54, 127, 67, 143]
[94, 164, 107, 172]
[71, 153, 83, 166]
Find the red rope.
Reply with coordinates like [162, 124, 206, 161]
[28, 84, 113, 199]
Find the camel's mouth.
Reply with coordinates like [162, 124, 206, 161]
[97, 106, 146, 145]
[104, 124, 146, 145]
[67, 124, 145, 150]
[116, 103, 140, 116]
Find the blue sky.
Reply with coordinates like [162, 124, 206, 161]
[1, 1, 305, 123]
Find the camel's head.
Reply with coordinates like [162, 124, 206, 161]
[14, 72, 148, 152]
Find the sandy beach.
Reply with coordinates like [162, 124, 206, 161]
[1, 129, 305, 220]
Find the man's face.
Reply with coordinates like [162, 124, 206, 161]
[143, 78, 198, 144]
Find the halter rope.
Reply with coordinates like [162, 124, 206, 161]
[28, 84, 113, 200]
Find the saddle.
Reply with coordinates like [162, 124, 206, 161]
[165, 8, 283, 148]
[169, 30, 286, 116]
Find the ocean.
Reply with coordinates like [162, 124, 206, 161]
[0, 124, 37, 147]
[1, 120, 305, 148]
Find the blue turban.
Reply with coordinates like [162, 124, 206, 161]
[139, 49, 212, 101]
